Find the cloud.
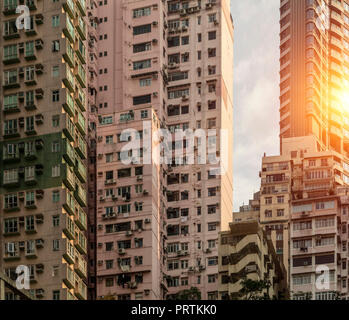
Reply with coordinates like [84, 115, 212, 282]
[231, 0, 280, 211]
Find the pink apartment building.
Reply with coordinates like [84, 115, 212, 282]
[94, 0, 233, 300]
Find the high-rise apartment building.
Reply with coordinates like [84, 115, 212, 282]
[279, 0, 349, 154]
[94, 0, 233, 300]
[86, 0, 99, 300]
[0, 0, 89, 300]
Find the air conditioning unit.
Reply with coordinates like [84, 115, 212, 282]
[144, 289, 150, 296]
[126, 231, 133, 236]
[35, 289, 45, 298]
[152, 21, 158, 26]
[35, 239, 44, 248]
[145, 218, 151, 224]
[118, 248, 126, 255]
[137, 175, 143, 181]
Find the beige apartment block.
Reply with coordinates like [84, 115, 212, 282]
[94, 0, 233, 300]
[0, 0, 89, 300]
[233, 192, 260, 223]
[218, 221, 288, 300]
[290, 189, 349, 300]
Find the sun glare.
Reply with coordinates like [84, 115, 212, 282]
[341, 91, 349, 111]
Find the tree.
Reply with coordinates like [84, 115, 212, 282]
[98, 294, 116, 300]
[173, 287, 201, 300]
[237, 278, 272, 300]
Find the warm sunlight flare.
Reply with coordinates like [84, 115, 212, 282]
[341, 91, 349, 111]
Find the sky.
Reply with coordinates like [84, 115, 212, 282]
[230, 0, 280, 211]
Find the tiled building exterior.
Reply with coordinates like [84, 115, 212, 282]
[0, 0, 89, 300]
[94, 0, 233, 300]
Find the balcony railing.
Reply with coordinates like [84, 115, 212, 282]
[75, 206, 87, 231]
[74, 158, 87, 183]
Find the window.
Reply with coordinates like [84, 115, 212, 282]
[208, 31, 216, 40]
[52, 191, 60, 203]
[133, 7, 151, 18]
[25, 192, 35, 207]
[141, 110, 149, 119]
[133, 95, 151, 105]
[52, 141, 60, 152]
[52, 291, 60, 301]
[133, 24, 151, 35]
[52, 165, 60, 177]
[134, 42, 151, 53]
[133, 59, 151, 70]
[140, 78, 152, 87]
[52, 215, 60, 227]
[52, 40, 60, 52]
[106, 135, 113, 144]
[52, 66, 59, 77]
[52, 15, 60, 27]
[208, 223, 217, 231]
[52, 115, 60, 127]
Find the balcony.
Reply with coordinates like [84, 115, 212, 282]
[62, 164, 75, 191]
[3, 176, 20, 188]
[3, 101, 20, 114]
[74, 159, 87, 183]
[74, 183, 87, 207]
[75, 63, 86, 88]
[63, 139, 75, 167]
[63, 91, 75, 117]
[63, 214, 75, 240]
[3, 250, 20, 261]
[3, 149, 20, 163]
[63, 239, 75, 265]
[3, 52, 20, 65]
[63, 114, 75, 142]
[75, 206, 87, 231]
[76, 0, 86, 17]
[63, 40, 75, 68]
[75, 38, 86, 65]
[3, 76, 20, 90]
[3, 22, 19, 40]
[74, 230, 87, 255]
[63, 264, 75, 289]
[3, 1, 18, 15]
[74, 279, 87, 300]
[74, 89, 86, 112]
[75, 111, 86, 136]
[63, 0, 75, 19]
[76, 16, 86, 41]
[75, 134, 87, 159]
[63, 16, 75, 43]
[62, 66, 75, 93]
[63, 190, 75, 215]
[74, 251, 87, 279]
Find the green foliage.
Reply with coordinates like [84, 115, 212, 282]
[237, 278, 272, 300]
[173, 287, 202, 300]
